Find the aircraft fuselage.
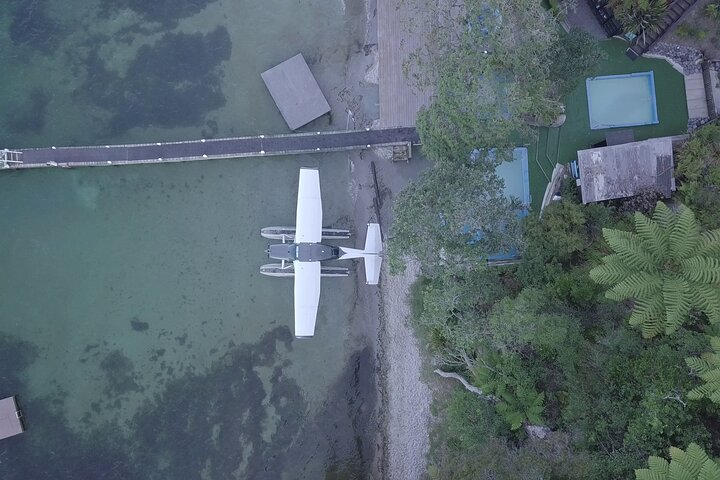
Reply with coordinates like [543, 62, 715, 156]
[267, 243, 340, 262]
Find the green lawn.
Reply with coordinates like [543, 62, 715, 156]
[526, 39, 689, 209]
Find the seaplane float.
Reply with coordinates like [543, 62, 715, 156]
[260, 168, 382, 338]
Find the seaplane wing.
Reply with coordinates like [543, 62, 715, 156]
[295, 168, 322, 243]
[293, 260, 321, 338]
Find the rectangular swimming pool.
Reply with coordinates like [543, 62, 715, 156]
[586, 71, 659, 130]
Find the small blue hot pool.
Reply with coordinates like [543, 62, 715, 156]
[465, 147, 530, 263]
[586, 71, 659, 130]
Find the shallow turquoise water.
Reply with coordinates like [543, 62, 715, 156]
[0, 0, 376, 478]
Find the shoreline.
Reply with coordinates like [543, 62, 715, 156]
[341, 1, 435, 477]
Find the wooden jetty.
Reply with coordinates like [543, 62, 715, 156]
[3, 127, 420, 170]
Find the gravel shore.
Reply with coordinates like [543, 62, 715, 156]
[378, 259, 433, 479]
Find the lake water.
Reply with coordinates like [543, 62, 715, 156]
[0, 0, 377, 478]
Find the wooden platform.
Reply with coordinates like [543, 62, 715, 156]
[378, 0, 433, 127]
[261, 54, 331, 130]
[0, 396, 24, 441]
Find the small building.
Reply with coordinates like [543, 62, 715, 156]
[0, 396, 24, 441]
[577, 137, 675, 204]
[261, 54, 331, 131]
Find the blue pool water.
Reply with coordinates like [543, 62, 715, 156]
[487, 147, 529, 262]
[465, 147, 529, 261]
[586, 71, 659, 130]
[496, 147, 530, 208]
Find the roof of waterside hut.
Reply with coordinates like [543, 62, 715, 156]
[0, 396, 24, 441]
[577, 137, 675, 204]
[261, 54, 331, 131]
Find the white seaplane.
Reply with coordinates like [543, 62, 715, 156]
[260, 168, 382, 338]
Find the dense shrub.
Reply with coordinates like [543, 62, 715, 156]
[676, 123, 720, 228]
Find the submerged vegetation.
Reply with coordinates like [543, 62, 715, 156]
[78, 27, 232, 136]
[390, 0, 720, 477]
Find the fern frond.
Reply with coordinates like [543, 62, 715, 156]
[606, 272, 662, 301]
[669, 205, 700, 260]
[589, 256, 637, 285]
[635, 211, 669, 257]
[682, 257, 720, 285]
[652, 201, 675, 231]
[663, 277, 693, 335]
[698, 229, 720, 258]
[699, 369, 720, 383]
[686, 356, 715, 376]
[628, 295, 665, 338]
[691, 283, 720, 324]
[674, 443, 709, 477]
[647, 456, 671, 473]
[603, 228, 660, 272]
[635, 457, 669, 479]
[636, 444, 720, 480]
[698, 460, 720, 480]
[709, 387, 720, 405]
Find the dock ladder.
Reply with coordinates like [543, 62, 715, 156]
[1, 149, 23, 169]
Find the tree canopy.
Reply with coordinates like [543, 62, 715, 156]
[388, 161, 523, 273]
[410, 0, 604, 162]
[676, 124, 720, 229]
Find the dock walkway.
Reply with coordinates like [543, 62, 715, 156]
[6, 127, 419, 170]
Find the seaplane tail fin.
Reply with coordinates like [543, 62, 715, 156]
[363, 223, 382, 285]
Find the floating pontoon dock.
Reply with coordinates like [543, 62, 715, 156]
[0, 396, 24, 441]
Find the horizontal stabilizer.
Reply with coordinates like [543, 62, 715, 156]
[338, 223, 383, 285]
[363, 224, 382, 285]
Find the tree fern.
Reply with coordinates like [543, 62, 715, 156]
[687, 336, 720, 405]
[635, 443, 720, 480]
[590, 202, 720, 338]
[495, 387, 544, 430]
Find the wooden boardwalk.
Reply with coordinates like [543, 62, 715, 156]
[5, 127, 419, 170]
[378, 0, 433, 127]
